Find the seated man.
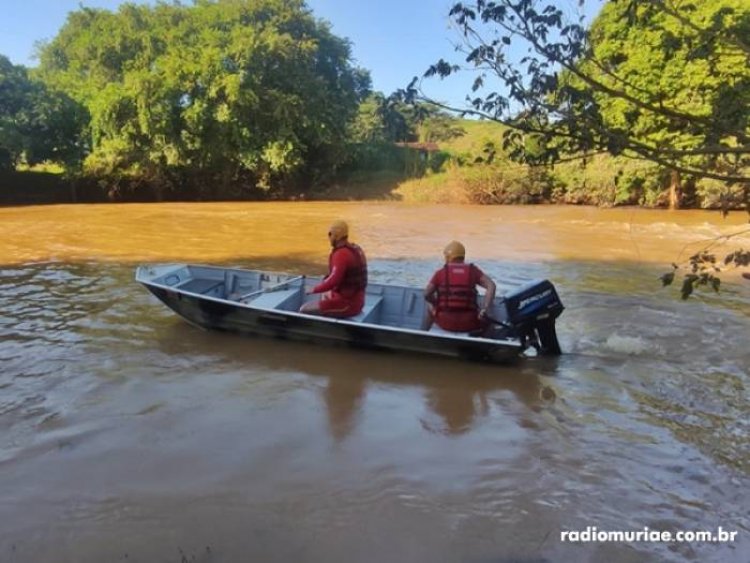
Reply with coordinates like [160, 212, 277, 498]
[422, 240, 496, 332]
[300, 220, 368, 318]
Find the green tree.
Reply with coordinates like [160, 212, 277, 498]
[351, 92, 467, 146]
[0, 55, 86, 170]
[36, 0, 369, 196]
[416, 108, 466, 144]
[350, 92, 419, 143]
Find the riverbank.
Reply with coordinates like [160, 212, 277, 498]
[2, 168, 747, 210]
[0, 169, 403, 206]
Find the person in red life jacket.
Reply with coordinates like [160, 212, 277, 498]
[421, 240, 496, 332]
[299, 220, 368, 318]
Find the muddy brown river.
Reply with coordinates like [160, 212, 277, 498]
[1, 202, 748, 562]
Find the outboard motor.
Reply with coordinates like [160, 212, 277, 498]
[502, 280, 564, 355]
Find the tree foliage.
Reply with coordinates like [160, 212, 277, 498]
[349, 92, 413, 143]
[410, 0, 750, 189]
[36, 0, 370, 194]
[417, 111, 466, 144]
[0, 55, 86, 170]
[349, 93, 465, 145]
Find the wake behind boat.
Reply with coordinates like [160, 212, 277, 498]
[135, 264, 564, 364]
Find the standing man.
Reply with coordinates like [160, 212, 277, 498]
[422, 240, 496, 332]
[300, 220, 368, 318]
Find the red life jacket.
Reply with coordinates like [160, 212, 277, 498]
[436, 263, 478, 313]
[329, 243, 368, 294]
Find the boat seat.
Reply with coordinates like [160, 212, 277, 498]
[177, 278, 224, 295]
[348, 295, 384, 324]
[248, 288, 300, 310]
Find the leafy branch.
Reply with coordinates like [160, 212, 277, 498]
[661, 228, 750, 298]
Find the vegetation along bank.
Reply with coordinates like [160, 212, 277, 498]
[0, 0, 747, 209]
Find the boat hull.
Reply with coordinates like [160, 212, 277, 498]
[137, 265, 525, 364]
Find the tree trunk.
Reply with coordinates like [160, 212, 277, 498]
[669, 169, 681, 210]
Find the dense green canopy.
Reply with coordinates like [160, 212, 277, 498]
[578, 0, 749, 183]
[0, 55, 86, 170]
[35, 0, 370, 194]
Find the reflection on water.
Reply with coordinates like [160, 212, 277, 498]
[424, 384, 489, 436]
[324, 375, 366, 442]
[152, 321, 548, 442]
[0, 203, 749, 562]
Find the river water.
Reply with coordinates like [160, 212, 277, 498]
[0, 202, 748, 562]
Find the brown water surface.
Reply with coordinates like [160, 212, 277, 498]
[0, 203, 748, 562]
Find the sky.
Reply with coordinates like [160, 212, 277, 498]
[0, 0, 599, 109]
